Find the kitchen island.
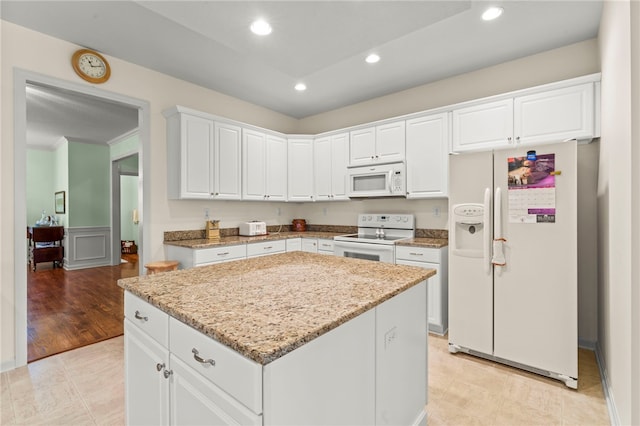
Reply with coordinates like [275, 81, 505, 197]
[118, 252, 434, 425]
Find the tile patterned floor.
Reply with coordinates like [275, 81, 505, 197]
[1, 334, 610, 425]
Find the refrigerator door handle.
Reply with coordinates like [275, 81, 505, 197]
[492, 187, 507, 271]
[483, 187, 491, 275]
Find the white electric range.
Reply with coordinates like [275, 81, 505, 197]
[333, 214, 415, 263]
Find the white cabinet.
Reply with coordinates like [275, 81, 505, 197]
[301, 238, 318, 253]
[317, 239, 334, 255]
[243, 130, 287, 201]
[285, 238, 301, 252]
[405, 113, 449, 198]
[452, 99, 514, 153]
[166, 111, 215, 200]
[166, 244, 247, 269]
[349, 121, 405, 167]
[514, 82, 595, 145]
[452, 82, 597, 153]
[165, 108, 242, 200]
[246, 240, 286, 258]
[287, 138, 315, 202]
[213, 122, 242, 200]
[395, 246, 449, 335]
[125, 293, 262, 426]
[314, 133, 349, 201]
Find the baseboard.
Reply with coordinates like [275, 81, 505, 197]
[578, 338, 597, 350]
[595, 342, 620, 426]
[1, 359, 16, 373]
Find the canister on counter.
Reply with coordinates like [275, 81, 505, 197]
[292, 219, 306, 232]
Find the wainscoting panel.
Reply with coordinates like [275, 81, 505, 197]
[64, 227, 112, 270]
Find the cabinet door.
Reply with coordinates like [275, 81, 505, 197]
[451, 99, 513, 152]
[180, 114, 214, 199]
[265, 135, 288, 201]
[406, 113, 449, 198]
[124, 320, 170, 426]
[313, 136, 332, 201]
[301, 238, 318, 253]
[330, 133, 349, 200]
[288, 138, 314, 202]
[349, 127, 376, 166]
[213, 122, 242, 200]
[514, 83, 594, 146]
[170, 355, 262, 426]
[242, 129, 266, 200]
[395, 258, 444, 334]
[375, 121, 405, 164]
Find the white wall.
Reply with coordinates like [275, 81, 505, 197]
[1, 20, 602, 369]
[597, 1, 639, 424]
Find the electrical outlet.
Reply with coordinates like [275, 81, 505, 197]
[204, 208, 210, 220]
[276, 207, 281, 216]
[322, 207, 327, 216]
[433, 207, 440, 217]
[384, 327, 397, 349]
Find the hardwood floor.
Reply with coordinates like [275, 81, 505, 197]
[27, 254, 139, 362]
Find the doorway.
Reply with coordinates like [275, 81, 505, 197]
[14, 69, 151, 367]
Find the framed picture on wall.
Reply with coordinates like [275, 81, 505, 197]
[55, 191, 65, 214]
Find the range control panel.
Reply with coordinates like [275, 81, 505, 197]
[358, 214, 415, 229]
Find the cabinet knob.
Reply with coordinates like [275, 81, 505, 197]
[516, 136, 521, 143]
[507, 137, 512, 143]
[163, 369, 173, 379]
[156, 362, 165, 372]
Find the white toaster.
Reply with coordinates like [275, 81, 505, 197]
[239, 221, 267, 236]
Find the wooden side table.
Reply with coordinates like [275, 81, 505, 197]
[144, 260, 179, 275]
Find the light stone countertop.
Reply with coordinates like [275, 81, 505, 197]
[118, 252, 434, 365]
[396, 237, 449, 249]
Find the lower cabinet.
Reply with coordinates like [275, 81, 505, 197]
[167, 244, 247, 268]
[301, 238, 318, 253]
[285, 238, 301, 252]
[125, 281, 427, 425]
[317, 238, 334, 255]
[395, 246, 449, 335]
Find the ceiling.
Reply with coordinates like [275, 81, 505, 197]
[3, 1, 602, 148]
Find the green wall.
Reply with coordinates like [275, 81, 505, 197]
[26, 149, 56, 225]
[68, 141, 110, 227]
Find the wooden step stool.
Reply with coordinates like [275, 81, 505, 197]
[145, 260, 179, 275]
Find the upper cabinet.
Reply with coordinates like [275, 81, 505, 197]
[288, 137, 315, 202]
[165, 107, 242, 200]
[243, 130, 287, 201]
[166, 109, 215, 200]
[314, 133, 349, 201]
[213, 122, 242, 200]
[405, 112, 449, 198]
[452, 81, 598, 153]
[349, 121, 405, 167]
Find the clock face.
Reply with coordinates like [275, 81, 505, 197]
[72, 49, 111, 83]
[78, 53, 107, 78]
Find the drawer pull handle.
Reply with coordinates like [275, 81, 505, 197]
[264, 246, 272, 250]
[409, 252, 424, 256]
[217, 252, 229, 256]
[134, 310, 148, 321]
[192, 348, 215, 366]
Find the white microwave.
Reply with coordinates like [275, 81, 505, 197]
[347, 163, 406, 198]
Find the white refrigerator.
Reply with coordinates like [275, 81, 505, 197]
[448, 141, 578, 388]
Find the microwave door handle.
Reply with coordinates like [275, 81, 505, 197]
[388, 170, 393, 193]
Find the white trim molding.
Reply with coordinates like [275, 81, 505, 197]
[596, 342, 621, 426]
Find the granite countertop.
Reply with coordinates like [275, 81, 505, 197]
[396, 237, 449, 249]
[118, 252, 434, 365]
[164, 231, 447, 249]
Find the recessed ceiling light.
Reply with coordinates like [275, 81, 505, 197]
[294, 83, 307, 91]
[250, 19, 272, 36]
[365, 54, 380, 64]
[482, 6, 504, 21]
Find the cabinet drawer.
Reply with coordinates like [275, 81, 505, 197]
[194, 244, 247, 265]
[395, 246, 441, 264]
[124, 292, 169, 346]
[317, 239, 334, 252]
[246, 240, 286, 258]
[301, 238, 318, 253]
[169, 318, 263, 414]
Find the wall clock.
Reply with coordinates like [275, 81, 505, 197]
[71, 48, 111, 84]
